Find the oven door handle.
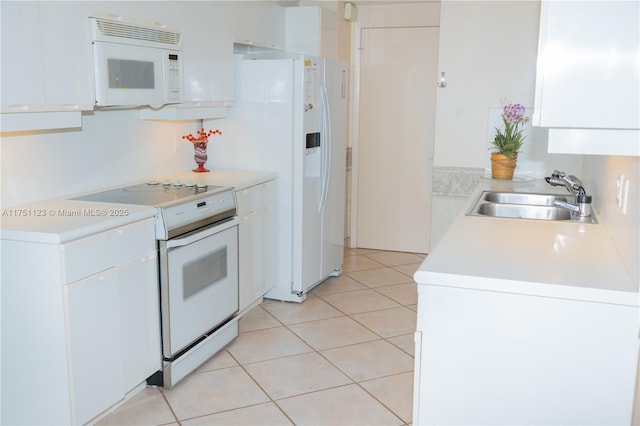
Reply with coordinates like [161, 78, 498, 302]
[166, 217, 238, 249]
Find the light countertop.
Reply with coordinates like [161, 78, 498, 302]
[414, 178, 638, 306]
[0, 200, 155, 244]
[156, 169, 277, 192]
[0, 169, 276, 244]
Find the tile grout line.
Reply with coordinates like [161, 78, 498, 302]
[101, 250, 420, 424]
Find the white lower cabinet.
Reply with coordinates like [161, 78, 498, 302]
[413, 284, 639, 425]
[0, 218, 160, 425]
[66, 269, 124, 425]
[236, 180, 276, 313]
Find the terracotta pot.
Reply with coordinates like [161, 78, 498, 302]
[490, 153, 517, 180]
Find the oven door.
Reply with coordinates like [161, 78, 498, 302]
[160, 218, 238, 358]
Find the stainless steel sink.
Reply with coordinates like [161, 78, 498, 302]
[475, 203, 573, 221]
[481, 191, 572, 206]
[467, 190, 597, 223]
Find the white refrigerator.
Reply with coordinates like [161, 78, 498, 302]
[211, 56, 348, 302]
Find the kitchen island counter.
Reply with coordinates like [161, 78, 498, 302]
[412, 178, 639, 425]
[414, 178, 637, 305]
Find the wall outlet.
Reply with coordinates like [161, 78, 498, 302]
[616, 175, 629, 214]
[173, 136, 185, 152]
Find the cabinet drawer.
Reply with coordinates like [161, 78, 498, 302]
[62, 219, 155, 284]
[236, 180, 275, 215]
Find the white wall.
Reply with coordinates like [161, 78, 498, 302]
[433, 0, 581, 175]
[355, 2, 440, 27]
[1, 111, 203, 208]
[583, 155, 640, 285]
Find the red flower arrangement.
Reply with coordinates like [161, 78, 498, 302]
[182, 128, 222, 173]
[182, 128, 222, 144]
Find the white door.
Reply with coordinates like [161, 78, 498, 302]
[355, 26, 439, 254]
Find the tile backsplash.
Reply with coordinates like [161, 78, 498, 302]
[1, 110, 198, 208]
[431, 167, 484, 247]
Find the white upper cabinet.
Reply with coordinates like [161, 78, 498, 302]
[533, 1, 640, 156]
[178, 2, 234, 105]
[285, 6, 339, 59]
[1, 2, 45, 109]
[233, 1, 285, 50]
[1, 1, 94, 131]
[137, 1, 235, 120]
[40, 2, 95, 110]
[86, 1, 140, 22]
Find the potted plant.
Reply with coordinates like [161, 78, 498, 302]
[490, 101, 530, 179]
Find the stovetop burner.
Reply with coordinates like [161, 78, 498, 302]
[72, 181, 225, 208]
[71, 179, 238, 240]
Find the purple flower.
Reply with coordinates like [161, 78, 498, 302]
[503, 103, 528, 124]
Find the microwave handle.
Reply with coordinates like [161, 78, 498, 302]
[166, 217, 238, 249]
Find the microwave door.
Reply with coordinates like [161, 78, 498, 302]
[93, 42, 166, 107]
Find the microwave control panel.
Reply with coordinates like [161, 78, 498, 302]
[165, 51, 182, 103]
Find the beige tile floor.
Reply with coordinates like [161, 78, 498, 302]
[98, 248, 425, 426]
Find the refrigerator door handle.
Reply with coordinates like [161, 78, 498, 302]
[319, 84, 331, 212]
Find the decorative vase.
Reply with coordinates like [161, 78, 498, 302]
[192, 140, 210, 173]
[490, 153, 517, 180]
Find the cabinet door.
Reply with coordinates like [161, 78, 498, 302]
[0, 1, 46, 111]
[238, 208, 263, 312]
[1, 1, 94, 112]
[533, 1, 640, 130]
[179, 2, 235, 103]
[261, 181, 277, 295]
[262, 203, 276, 294]
[119, 254, 161, 392]
[237, 181, 276, 312]
[86, 1, 140, 22]
[40, 1, 94, 110]
[234, 2, 285, 50]
[285, 6, 338, 59]
[66, 269, 124, 425]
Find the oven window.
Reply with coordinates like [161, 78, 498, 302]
[182, 246, 227, 299]
[107, 58, 155, 89]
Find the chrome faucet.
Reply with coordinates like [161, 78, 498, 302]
[545, 170, 592, 218]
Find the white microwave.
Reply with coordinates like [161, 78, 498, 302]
[90, 17, 183, 108]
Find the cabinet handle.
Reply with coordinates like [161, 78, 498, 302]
[8, 105, 29, 111]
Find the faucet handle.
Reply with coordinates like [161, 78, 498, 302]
[565, 175, 583, 189]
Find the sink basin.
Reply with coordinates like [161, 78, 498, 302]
[467, 190, 597, 223]
[475, 203, 573, 221]
[481, 191, 572, 206]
